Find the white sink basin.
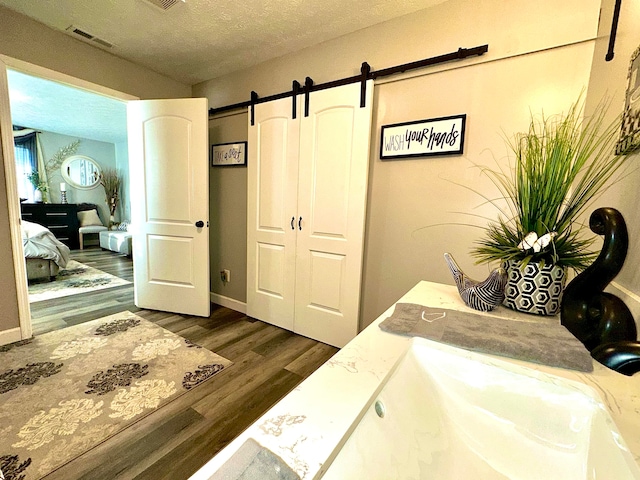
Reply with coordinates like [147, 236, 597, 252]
[322, 337, 640, 480]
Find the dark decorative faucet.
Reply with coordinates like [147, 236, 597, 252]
[561, 208, 640, 375]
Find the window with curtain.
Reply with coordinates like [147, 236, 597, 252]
[13, 130, 37, 202]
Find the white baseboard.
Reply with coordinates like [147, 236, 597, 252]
[0, 327, 23, 347]
[210, 292, 246, 314]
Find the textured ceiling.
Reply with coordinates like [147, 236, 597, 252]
[4, 0, 447, 145]
[0, 0, 446, 85]
[8, 70, 128, 144]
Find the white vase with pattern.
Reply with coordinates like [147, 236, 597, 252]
[502, 260, 567, 315]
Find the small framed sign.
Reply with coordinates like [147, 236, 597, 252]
[380, 114, 466, 160]
[211, 142, 247, 167]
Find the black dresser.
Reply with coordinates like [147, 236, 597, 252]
[21, 203, 79, 250]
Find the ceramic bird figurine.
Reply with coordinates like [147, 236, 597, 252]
[444, 252, 507, 312]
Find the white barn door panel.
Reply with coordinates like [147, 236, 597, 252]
[246, 81, 373, 347]
[295, 81, 374, 347]
[247, 98, 300, 330]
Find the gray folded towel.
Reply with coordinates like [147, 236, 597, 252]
[210, 438, 300, 480]
[379, 303, 593, 372]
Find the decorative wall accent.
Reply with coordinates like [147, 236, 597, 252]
[380, 114, 466, 160]
[45, 140, 80, 178]
[616, 44, 640, 154]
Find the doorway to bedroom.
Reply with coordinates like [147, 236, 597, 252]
[6, 66, 134, 335]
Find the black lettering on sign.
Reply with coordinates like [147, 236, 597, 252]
[380, 114, 466, 160]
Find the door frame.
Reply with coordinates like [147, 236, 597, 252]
[0, 54, 137, 339]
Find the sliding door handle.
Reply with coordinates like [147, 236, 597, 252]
[298, 216, 302, 230]
[291, 216, 295, 230]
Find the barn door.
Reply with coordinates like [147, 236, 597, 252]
[246, 81, 373, 347]
[294, 81, 374, 347]
[246, 97, 300, 329]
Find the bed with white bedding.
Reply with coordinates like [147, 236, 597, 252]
[22, 220, 71, 282]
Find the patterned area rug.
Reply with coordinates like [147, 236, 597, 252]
[0, 311, 232, 480]
[28, 260, 131, 303]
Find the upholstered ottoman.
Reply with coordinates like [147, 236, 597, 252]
[25, 258, 60, 282]
[99, 230, 132, 256]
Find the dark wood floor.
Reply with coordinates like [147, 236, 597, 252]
[28, 248, 338, 480]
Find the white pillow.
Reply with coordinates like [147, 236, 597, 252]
[78, 209, 103, 227]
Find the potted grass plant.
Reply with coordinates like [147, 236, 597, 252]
[99, 168, 121, 228]
[471, 98, 631, 315]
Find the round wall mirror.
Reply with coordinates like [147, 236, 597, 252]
[61, 155, 101, 190]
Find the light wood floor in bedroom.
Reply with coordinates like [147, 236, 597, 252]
[28, 248, 339, 480]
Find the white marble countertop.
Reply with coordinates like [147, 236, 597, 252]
[191, 281, 640, 479]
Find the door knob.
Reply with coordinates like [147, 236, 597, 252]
[195, 220, 205, 228]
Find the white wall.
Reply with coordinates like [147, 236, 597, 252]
[115, 141, 130, 222]
[0, 5, 190, 99]
[364, 43, 596, 325]
[194, 0, 602, 327]
[208, 113, 248, 303]
[585, 0, 640, 327]
[39, 131, 116, 224]
[196, 0, 599, 109]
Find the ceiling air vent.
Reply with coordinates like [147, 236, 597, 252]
[141, 0, 185, 12]
[65, 26, 114, 50]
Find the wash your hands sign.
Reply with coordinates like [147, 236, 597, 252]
[380, 114, 466, 160]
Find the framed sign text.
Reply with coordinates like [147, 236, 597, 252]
[380, 114, 466, 160]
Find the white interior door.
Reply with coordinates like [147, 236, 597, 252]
[295, 81, 374, 347]
[246, 97, 300, 329]
[127, 98, 210, 317]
